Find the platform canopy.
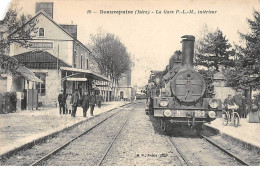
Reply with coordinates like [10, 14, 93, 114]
[60, 67, 110, 82]
[16, 66, 43, 83]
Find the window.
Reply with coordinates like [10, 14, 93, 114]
[86, 58, 89, 69]
[39, 28, 45, 37]
[73, 51, 77, 68]
[80, 54, 83, 69]
[82, 55, 85, 69]
[35, 73, 46, 95]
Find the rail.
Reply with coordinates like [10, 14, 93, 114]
[97, 116, 130, 165]
[164, 131, 250, 166]
[199, 134, 250, 166]
[166, 136, 192, 166]
[29, 103, 134, 166]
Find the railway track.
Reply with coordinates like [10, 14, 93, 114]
[97, 116, 129, 166]
[165, 132, 250, 166]
[199, 134, 250, 166]
[165, 136, 191, 166]
[2, 101, 251, 166]
[0, 103, 134, 166]
[29, 103, 133, 166]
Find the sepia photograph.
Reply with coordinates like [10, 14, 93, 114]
[0, 0, 259, 166]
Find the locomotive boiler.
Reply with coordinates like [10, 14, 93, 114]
[145, 35, 222, 133]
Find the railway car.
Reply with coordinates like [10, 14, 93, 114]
[145, 35, 222, 133]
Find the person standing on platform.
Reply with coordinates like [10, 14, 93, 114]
[71, 89, 79, 117]
[96, 92, 102, 108]
[233, 89, 247, 118]
[82, 91, 89, 117]
[249, 94, 260, 123]
[89, 90, 96, 116]
[66, 92, 72, 114]
[22, 89, 27, 110]
[58, 89, 66, 114]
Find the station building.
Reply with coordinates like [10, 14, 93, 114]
[115, 69, 133, 101]
[9, 2, 110, 107]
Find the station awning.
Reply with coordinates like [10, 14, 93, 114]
[16, 66, 43, 83]
[67, 77, 88, 81]
[60, 67, 110, 82]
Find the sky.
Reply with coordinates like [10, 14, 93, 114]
[1, 0, 260, 87]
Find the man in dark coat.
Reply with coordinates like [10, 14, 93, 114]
[224, 93, 235, 110]
[89, 90, 96, 116]
[96, 93, 103, 108]
[233, 89, 247, 118]
[81, 91, 89, 117]
[58, 89, 67, 114]
[70, 89, 79, 117]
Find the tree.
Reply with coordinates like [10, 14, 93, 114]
[0, 6, 37, 75]
[225, 9, 260, 98]
[196, 28, 235, 71]
[89, 30, 131, 99]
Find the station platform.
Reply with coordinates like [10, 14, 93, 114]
[0, 101, 130, 157]
[204, 116, 260, 150]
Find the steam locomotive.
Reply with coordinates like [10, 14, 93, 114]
[145, 35, 222, 133]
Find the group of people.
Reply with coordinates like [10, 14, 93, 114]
[223, 89, 248, 118]
[58, 89, 100, 117]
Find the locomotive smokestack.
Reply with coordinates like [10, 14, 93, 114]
[181, 35, 195, 67]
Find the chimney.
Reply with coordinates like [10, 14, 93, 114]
[35, 2, 54, 19]
[60, 25, 77, 39]
[181, 35, 195, 67]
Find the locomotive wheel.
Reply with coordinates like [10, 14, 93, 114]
[233, 113, 240, 127]
[194, 124, 203, 135]
[222, 111, 228, 126]
[162, 120, 171, 134]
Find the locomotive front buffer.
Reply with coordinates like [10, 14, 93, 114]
[152, 96, 222, 127]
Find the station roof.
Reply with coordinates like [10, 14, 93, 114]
[13, 50, 71, 69]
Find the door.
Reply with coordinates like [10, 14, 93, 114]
[28, 89, 38, 110]
[120, 91, 124, 100]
